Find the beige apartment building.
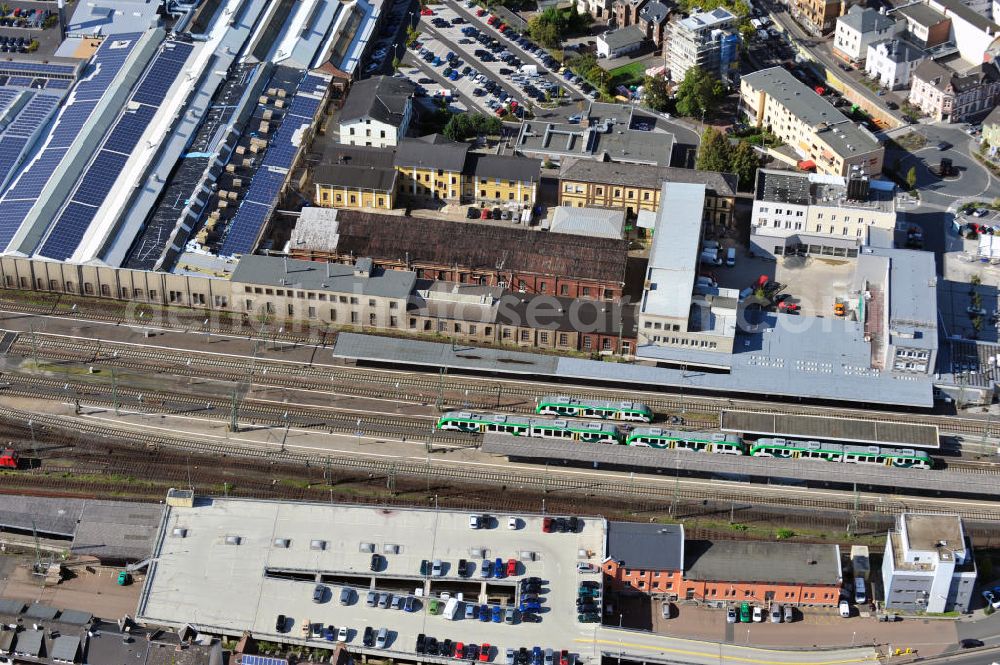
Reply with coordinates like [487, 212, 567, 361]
[740, 67, 884, 177]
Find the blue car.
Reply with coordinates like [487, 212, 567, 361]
[403, 596, 417, 612]
[494, 557, 504, 578]
[480, 559, 492, 578]
[479, 604, 491, 622]
[532, 647, 543, 665]
[465, 603, 476, 619]
[432, 56, 442, 66]
[323, 625, 335, 641]
[519, 600, 541, 613]
[449, 70, 459, 80]
[446, 51, 455, 60]
[492, 605, 503, 623]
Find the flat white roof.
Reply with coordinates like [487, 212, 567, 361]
[642, 182, 705, 320]
[138, 498, 606, 657]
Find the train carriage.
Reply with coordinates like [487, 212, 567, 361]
[749, 438, 931, 469]
[626, 428, 744, 454]
[536, 396, 653, 423]
[437, 411, 622, 444]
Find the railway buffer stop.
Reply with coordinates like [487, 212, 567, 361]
[720, 411, 940, 450]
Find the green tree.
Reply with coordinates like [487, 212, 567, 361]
[695, 127, 731, 173]
[642, 75, 671, 113]
[442, 113, 502, 141]
[906, 165, 917, 189]
[674, 66, 724, 120]
[729, 140, 760, 190]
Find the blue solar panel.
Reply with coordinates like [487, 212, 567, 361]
[103, 105, 156, 153]
[69, 150, 126, 207]
[5, 146, 66, 200]
[6, 77, 31, 87]
[130, 42, 192, 106]
[216, 71, 331, 257]
[0, 136, 28, 183]
[0, 61, 77, 77]
[45, 79, 71, 89]
[242, 656, 287, 665]
[36, 200, 96, 260]
[5, 94, 60, 138]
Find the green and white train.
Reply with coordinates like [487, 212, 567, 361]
[437, 412, 934, 470]
[535, 396, 653, 423]
[625, 428, 743, 454]
[437, 411, 621, 444]
[749, 438, 932, 469]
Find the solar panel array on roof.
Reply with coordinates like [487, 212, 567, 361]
[36, 40, 192, 261]
[242, 655, 288, 665]
[0, 61, 77, 78]
[0, 33, 142, 251]
[45, 79, 72, 89]
[218, 71, 327, 257]
[6, 76, 31, 86]
[0, 91, 60, 188]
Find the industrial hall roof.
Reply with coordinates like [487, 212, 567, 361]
[684, 540, 842, 586]
[328, 210, 630, 284]
[339, 75, 414, 125]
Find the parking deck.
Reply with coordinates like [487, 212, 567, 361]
[138, 499, 605, 662]
[720, 410, 940, 449]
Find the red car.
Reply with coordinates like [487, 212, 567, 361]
[476, 8, 486, 15]
[506, 558, 517, 576]
[498, 22, 506, 30]
[777, 301, 800, 313]
[560, 651, 572, 665]
[420, 7, 434, 15]
[455, 643, 465, 659]
[542, 517, 553, 532]
[479, 645, 491, 662]
[486, 15, 496, 24]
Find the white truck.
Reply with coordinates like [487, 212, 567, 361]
[519, 64, 538, 76]
[443, 597, 460, 620]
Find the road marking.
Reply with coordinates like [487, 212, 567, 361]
[574, 638, 873, 665]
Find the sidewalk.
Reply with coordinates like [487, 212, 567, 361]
[648, 603, 957, 656]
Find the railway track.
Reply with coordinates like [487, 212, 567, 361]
[8, 331, 996, 441]
[5, 404, 999, 522]
[0, 371, 479, 447]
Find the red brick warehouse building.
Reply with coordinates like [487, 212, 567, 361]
[602, 523, 844, 607]
[285, 209, 630, 302]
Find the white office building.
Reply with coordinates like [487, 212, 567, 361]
[833, 5, 900, 63]
[882, 514, 977, 614]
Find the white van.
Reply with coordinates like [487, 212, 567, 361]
[443, 597, 461, 620]
[702, 240, 720, 251]
[726, 247, 736, 267]
[853, 577, 867, 604]
[700, 249, 722, 266]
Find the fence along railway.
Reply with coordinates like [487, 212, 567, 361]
[3, 329, 998, 439]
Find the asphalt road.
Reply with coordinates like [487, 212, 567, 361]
[759, 0, 908, 125]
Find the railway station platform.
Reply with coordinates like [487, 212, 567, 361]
[480, 434, 998, 498]
[332, 333, 934, 408]
[720, 411, 940, 449]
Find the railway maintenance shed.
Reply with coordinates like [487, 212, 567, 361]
[720, 411, 940, 449]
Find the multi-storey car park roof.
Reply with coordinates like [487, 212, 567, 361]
[0, 31, 161, 257]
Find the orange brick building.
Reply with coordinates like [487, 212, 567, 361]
[602, 523, 843, 607]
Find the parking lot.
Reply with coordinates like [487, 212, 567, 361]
[410, 2, 597, 119]
[139, 499, 607, 662]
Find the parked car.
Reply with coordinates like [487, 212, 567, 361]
[363, 626, 374, 647]
[275, 614, 286, 632]
[726, 607, 736, 623]
[839, 600, 851, 618]
[770, 605, 782, 623]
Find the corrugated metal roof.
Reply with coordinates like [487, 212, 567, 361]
[607, 522, 684, 571]
[719, 410, 939, 448]
[685, 540, 841, 585]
